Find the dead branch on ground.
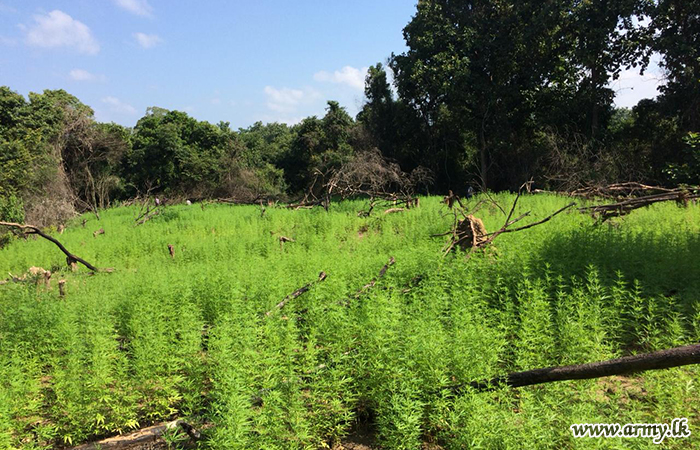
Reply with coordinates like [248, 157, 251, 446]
[71, 419, 201, 450]
[352, 257, 396, 300]
[570, 182, 683, 200]
[0, 221, 99, 272]
[447, 343, 700, 393]
[265, 272, 327, 317]
[279, 235, 295, 250]
[579, 189, 700, 222]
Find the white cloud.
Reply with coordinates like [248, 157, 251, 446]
[113, 0, 153, 17]
[24, 10, 99, 54]
[313, 66, 369, 91]
[263, 86, 321, 113]
[69, 68, 106, 82]
[133, 32, 163, 49]
[102, 96, 137, 115]
[611, 57, 666, 108]
[211, 98, 221, 105]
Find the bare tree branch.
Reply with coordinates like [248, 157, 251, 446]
[0, 221, 100, 272]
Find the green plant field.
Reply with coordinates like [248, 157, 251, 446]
[1, 195, 699, 449]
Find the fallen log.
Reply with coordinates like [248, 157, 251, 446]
[571, 182, 681, 199]
[579, 189, 700, 221]
[0, 221, 99, 272]
[449, 343, 700, 393]
[71, 419, 201, 450]
[265, 272, 327, 317]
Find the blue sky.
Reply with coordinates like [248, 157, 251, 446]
[0, 0, 664, 129]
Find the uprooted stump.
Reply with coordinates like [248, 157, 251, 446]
[455, 215, 489, 250]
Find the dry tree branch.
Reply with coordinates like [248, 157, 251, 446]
[579, 189, 700, 222]
[71, 419, 202, 450]
[265, 271, 327, 317]
[352, 257, 395, 299]
[446, 343, 700, 393]
[0, 221, 99, 272]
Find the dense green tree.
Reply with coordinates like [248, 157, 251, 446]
[391, 0, 573, 189]
[282, 102, 355, 195]
[127, 108, 235, 196]
[652, 0, 700, 130]
[566, 0, 653, 138]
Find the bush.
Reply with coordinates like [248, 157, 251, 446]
[0, 194, 24, 248]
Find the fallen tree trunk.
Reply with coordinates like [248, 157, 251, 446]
[71, 419, 200, 450]
[0, 221, 99, 272]
[579, 190, 700, 221]
[265, 272, 327, 317]
[451, 343, 700, 393]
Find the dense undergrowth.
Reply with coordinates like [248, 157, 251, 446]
[0, 194, 699, 449]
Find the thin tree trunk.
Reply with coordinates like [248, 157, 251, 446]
[479, 123, 488, 190]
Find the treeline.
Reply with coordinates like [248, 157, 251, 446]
[1, 0, 698, 226]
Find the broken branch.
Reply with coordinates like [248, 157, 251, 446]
[265, 271, 327, 317]
[0, 221, 99, 272]
[71, 419, 201, 450]
[449, 343, 700, 393]
[353, 257, 396, 299]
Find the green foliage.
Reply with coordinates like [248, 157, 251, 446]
[1, 195, 699, 448]
[0, 194, 24, 248]
[282, 102, 356, 194]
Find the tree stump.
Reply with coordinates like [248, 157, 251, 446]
[455, 215, 488, 250]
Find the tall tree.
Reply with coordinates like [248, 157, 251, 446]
[392, 0, 572, 189]
[652, 0, 700, 130]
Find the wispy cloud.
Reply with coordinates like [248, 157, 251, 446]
[313, 66, 369, 91]
[263, 86, 321, 113]
[102, 96, 137, 115]
[23, 10, 99, 54]
[133, 32, 163, 49]
[0, 35, 16, 46]
[113, 0, 153, 17]
[0, 2, 17, 14]
[69, 68, 106, 82]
